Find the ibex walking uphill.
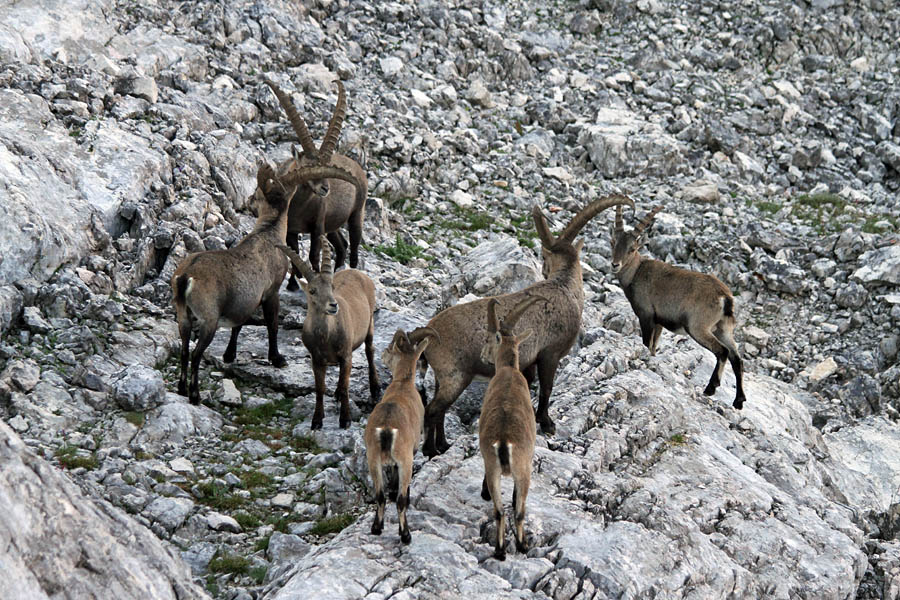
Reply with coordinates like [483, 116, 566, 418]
[365, 328, 439, 545]
[610, 204, 747, 409]
[479, 296, 543, 560]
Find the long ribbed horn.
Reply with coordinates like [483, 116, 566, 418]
[615, 205, 624, 234]
[276, 244, 314, 282]
[320, 235, 333, 274]
[531, 206, 556, 248]
[408, 326, 440, 345]
[633, 205, 664, 237]
[318, 80, 346, 164]
[281, 165, 364, 199]
[558, 194, 635, 244]
[500, 295, 546, 335]
[264, 77, 318, 157]
[487, 299, 501, 334]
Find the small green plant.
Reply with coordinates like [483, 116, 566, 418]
[254, 534, 272, 552]
[234, 511, 262, 530]
[208, 552, 249, 575]
[755, 200, 781, 215]
[249, 566, 268, 585]
[309, 513, 356, 536]
[205, 574, 219, 596]
[291, 434, 325, 454]
[194, 481, 246, 510]
[54, 445, 99, 470]
[373, 234, 423, 265]
[668, 433, 687, 445]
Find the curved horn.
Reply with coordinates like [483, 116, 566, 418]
[264, 77, 318, 157]
[281, 165, 364, 199]
[531, 206, 556, 248]
[501, 295, 546, 334]
[320, 235, 333, 273]
[408, 326, 440, 345]
[318, 80, 346, 163]
[389, 328, 407, 349]
[276, 244, 314, 282]
[486, 299, 502, 334]
[633, 205, 664, 237]
[558, 194, 635, 244]
[615, 205, 624, 234]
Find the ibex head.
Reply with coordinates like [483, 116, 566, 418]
[382, 327, 440, 373]
[531, 194, 635, 279]
[278, 236, 339, 315]
[480, 295, 545, 366]
[610, 204, 663, 275]
[264, 77, 347, 199]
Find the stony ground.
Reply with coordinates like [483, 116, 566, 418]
[1, 0, 899, 598]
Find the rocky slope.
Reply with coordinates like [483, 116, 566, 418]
[1, 0, 899, 598]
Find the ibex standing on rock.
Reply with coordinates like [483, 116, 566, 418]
[611, 205, 746, 409]
[262, 78, 368, 288]
[414, 195, 634, 457]
[278, 240, 380, 429]
[365, 327, 439, 545]
[172, 162, 363, 405]
[479, 297, 542, 561]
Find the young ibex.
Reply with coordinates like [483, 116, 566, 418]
[364, 327, 439, 545]
[611, 205, 746, 409]
[414, 194, 634, 457]
[479, 297, 542, 560]
[172, 162, 362, 404]
[278, 240, 380, 429]
[263, 77, 368, 288]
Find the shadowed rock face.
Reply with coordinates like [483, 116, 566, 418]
[0, 420, 208, 600]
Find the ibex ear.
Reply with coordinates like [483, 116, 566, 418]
[634, 232, 647, 250]
[518, 329, 533, 343]
[574, 239, 584, 254]
[291, 145, 302, 162]
[299, 279, 309, 294]
[415, 337, 432, 354]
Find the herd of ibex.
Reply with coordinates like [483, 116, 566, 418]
[170, 76, 748, 558]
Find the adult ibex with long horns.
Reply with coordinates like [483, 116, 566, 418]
[262, 77, 368, 288]
[413, 194, 634, 457]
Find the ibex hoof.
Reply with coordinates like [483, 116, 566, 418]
[703, 385, 717, 396]
[370, 523, 383, 536]
[493, 549, 506, 561]
[223, 351, 236, 364]
[400, 531, 411, 545]
[310, 419, 323, 431]
[422, 443, 439, 459]
[515, 539, 529, 554]
[538, 418, 556, 436]
[339, 417, 351, 429]
[733, 397, 745, 410]
[270, 353, 287, 368]
[177, 382, 188, 397]
[286, 279, 300, 292]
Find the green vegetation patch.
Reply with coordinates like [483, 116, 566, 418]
[194, 481, 246, 510]
[123, 411, 145, 427]
[54, 445, 99, 470]
[291, 434, 325, 454]
[373, 234, 423, 265]
[309, 513, 356, 536]
[208, 552, 249, 575]
[234, 511, 262, 530]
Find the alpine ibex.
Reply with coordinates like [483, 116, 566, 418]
[479, 297, 541, 560]
[611, 205, 746, 409]
[413, 194, 634, 457]
[365, 327, 439, 544]
[278, 240, 380, 429]
[172, 162, 362, 404]
[263, 77, 368, 288]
